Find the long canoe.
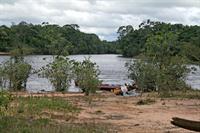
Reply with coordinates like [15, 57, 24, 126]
[99, 84, 121, 91]
[171, 117, 200, 132]
[0, 52, 10, 55]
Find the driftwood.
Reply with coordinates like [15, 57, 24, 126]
[171, 117, 200, 132]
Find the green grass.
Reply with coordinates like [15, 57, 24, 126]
[6, 96, 81, 121]
[0, 96, 113, 133]
[17, 96, 80, 113]
[0, 116, 111, 133]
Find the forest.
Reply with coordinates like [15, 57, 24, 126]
[0, 20, 199, 65]
[117, 20, 200, 64]
[0, 21, 117, 55]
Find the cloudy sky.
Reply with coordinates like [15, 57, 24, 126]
[0, 0, 200, 40]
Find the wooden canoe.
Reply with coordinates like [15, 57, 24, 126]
[99, 84, 121, 91]
[0, 52, 10, 55]
[171, 117, 200, 132]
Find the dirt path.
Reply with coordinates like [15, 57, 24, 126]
[74, 93, 200, 133]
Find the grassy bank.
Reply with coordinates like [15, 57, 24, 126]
[0, 95, 112, 133]
[0, 116, 110, 133]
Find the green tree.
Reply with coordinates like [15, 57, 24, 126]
[42, 57, 74, 91]
[0, 47, 31, 91]
[126, 59, 158, 92]
[127, 28, 189, 96]
[73, 58, 101, 95]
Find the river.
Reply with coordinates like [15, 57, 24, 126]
[0, 54, 199, 92]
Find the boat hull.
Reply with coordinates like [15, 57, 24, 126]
[171, 117, 200, 132]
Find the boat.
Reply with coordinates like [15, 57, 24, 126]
[0, 52, 10, 55]
[99, 84, 121, 91]
[171, 117, 200, 132]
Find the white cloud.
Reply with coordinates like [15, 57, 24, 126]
[0, 0, 200, 40]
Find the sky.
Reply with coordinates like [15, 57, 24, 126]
[0, 0, 200, 41]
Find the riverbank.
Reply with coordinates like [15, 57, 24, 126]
[1, 91, 199, 133]
[0, 52, 10, 55]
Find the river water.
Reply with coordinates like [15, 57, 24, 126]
[0, 54, 199, 92]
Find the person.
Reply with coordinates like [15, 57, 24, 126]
[121, 84, 128, 96]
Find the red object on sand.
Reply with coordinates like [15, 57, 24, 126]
[99, 84, 121, 91]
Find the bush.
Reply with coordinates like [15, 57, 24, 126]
[126, 60, 158, 92]
[127, 54, 189, 95]
[0, 59, 31, 91]
[42, 57, 74, 91]
[127, 30, 190, 96]
[127, 58, 189, 95]
[156, 56, 188, 95]
[73, 58, 101, 95]
[0, 47, 32, 91]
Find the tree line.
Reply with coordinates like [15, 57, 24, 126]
[0, 21, 117, 55]
[117, 20, 200, 64]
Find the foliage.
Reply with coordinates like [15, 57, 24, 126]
[42, 56, 101, 94]
[126, 60, 158, 92]
[0, 21, 118, 55]
[181, 43, 200, 64]
[42, 57, 74, 91]
[0, 47, 31, 91]
[117, 20, 200, 64]
[145, 31, 189, 93]
[0, 45, 32, 91]
[0, 90, 12, 115]
[2, 59, 31, 91]
[127, 27, 189, 95]
[73, 58, 101, 95]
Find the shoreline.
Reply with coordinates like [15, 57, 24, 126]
[0, 52, 10, 55]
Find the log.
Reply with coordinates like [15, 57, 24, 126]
[171, 117, 200, 132]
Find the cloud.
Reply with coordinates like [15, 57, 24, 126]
[0, 0, 200, 40]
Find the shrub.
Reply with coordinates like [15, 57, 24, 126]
[42, 57, 74, 91]
[126, 60, 158, 92]
[127, 58, 188, 95]
[127, 31, 189, 96]
[0, 59, 31, 91]
[73, 58, 101, 95]
[0, 47, 31, 91]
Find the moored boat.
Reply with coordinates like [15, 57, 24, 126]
[171, 117, 200, 132]
[99, 84, 121, 91]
